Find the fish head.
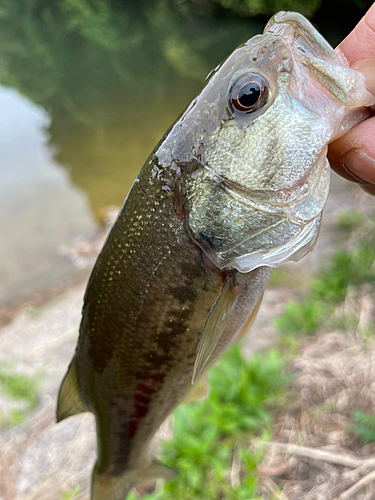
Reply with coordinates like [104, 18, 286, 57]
[157, 12, 374, 272]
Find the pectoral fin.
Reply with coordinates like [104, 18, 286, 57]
[192, 276, 238, 384]
[230, 291, 264, 345]
[56, 358, 88, 422]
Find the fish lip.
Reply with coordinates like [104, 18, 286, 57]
[264, 11, 338, 63]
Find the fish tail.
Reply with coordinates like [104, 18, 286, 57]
[56, 357, 88, 422]
[91, 460, 177, 500]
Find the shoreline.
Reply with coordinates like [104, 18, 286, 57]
[0, 207, 119, 328]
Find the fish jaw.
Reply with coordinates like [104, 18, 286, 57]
[184, 89, 332, 272]
[183, 12, 374, 273]
[265, 11, 375, 125]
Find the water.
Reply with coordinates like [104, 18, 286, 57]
[0, 87, 97, 307]
[0, 0, 361, 310]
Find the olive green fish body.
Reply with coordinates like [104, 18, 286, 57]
[57, 11, 374, 500]
[59, 152, 271, 496]
[77, 158, 226, 471]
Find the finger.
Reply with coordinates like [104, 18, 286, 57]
[329, 3, 375, 194]
[361, 183, 375, 195]
[328, 115, 375, 184]
[336, 2, 375, 70]
[349, 59, 375, 95]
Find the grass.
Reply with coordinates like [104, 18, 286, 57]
[274, 214, 375, 337]
[0, 365, 40, 427]
[275, 246, 374, 335]
[59, 486, 81, 500]
[334, 211, 364, 234]
[350, 411, 375, 444]
[127, 345, 289, 500]
[275, 299, 329, 336]
[52, 486, 81, 500]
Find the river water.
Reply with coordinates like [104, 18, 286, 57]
[0, 0, 363, 310]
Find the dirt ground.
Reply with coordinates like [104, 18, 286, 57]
[258, 331, 375, 500]
[0, 174, 374, 500]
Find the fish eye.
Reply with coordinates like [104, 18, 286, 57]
[229, 74, 268, 114]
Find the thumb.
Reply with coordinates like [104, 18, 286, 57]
[328, 3, 375, 194]
[328, 116, 375, 195]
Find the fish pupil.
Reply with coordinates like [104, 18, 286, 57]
[229, 74, 268, 114]
[237, 82, 260, 108]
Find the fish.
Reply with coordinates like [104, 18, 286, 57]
[56, 11, 374, 500]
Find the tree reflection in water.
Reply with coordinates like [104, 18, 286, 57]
[0, 0, 369, 219]
[0, 0, 260, 219]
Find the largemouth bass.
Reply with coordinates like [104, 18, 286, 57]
[57, 11, 374, 500]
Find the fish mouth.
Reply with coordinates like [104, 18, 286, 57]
[264, 11, 338, 63]
[265, 11, 372, 110]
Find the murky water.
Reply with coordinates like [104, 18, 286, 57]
[0, 87, 97, 307]
[0, 1, 361, 309]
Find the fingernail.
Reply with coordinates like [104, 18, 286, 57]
[341, 148, 375, 185]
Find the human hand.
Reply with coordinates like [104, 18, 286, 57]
[328, 2, 375, 195]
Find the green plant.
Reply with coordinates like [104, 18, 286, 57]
[0, 365, 40, 428]
[350, 411, 375, 444]
[53, 486, 81, 500]
[128, 345, 288, 499]
[275, 221, 375, 337]
[274, 299, 329, 335]
[335, 211, 364, 234]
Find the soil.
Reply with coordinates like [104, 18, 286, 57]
[257, 331, 375, 500]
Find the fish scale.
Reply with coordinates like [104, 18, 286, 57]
[74, 156, 226, 475]
[56, 11, 374, 500]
